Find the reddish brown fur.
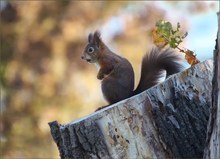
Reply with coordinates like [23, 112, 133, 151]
[81, 30, 183, 109]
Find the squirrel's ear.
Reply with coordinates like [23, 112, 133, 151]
[88, 33, 93, 43]
[93, 31, 102, 48]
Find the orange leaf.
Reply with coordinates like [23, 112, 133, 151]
[152, 28, 168, 48]
[184, 50, 200, 65]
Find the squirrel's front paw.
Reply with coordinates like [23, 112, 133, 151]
[97, 73, 104, 80]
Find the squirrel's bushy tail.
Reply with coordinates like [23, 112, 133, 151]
[134, 47, 183, 95]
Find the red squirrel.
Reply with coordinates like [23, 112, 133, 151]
[81, 31, 183, 110]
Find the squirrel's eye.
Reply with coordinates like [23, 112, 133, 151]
[88, 47, 94, 53]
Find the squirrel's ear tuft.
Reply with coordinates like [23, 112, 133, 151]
[94, 30, 101, 38]
[88, 33, 93, 43]
[93, 30, 102, 48]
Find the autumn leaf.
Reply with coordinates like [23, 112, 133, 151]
[184, 49, 200, 65]
[152, 20, 200, 66]
[152, 28, 168, 48]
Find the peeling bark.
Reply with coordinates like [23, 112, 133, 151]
[49, 60, 213, 159]
[49, 120, 110, 159]
[145, 60, 213, 158]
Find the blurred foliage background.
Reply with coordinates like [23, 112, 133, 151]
[0, 1, 218, 158]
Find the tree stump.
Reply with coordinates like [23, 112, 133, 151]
[49, 59, 213, 159]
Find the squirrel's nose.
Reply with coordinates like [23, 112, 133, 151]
[81, 56, 85, 60]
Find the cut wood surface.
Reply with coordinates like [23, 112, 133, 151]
[49, 59, 213, 159]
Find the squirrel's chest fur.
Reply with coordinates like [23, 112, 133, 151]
[97, 56, 135, 103]
[99, 54, 134, 81]
[94, 63, 100, 71]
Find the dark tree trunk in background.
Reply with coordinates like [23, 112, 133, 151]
[203, 12, 220, 159]
[49, 59, 213, 159]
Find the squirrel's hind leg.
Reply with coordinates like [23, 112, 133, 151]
[95, 105, 109, 112]
[101, 78, 132, 104]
